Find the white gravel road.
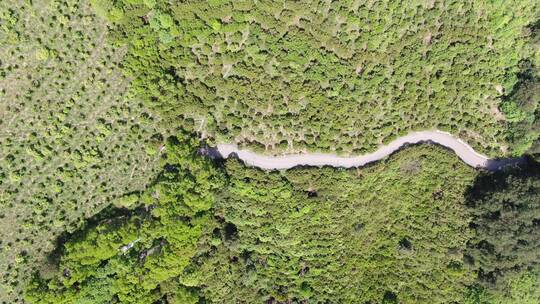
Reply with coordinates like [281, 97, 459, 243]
[215, 130, 523, 171]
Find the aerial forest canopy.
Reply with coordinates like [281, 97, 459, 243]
[26, 145, 479, 303]
[24, 144, 540, 304]
[26, 133, 226, 304]
[93, 0, 540, 156]
[2, 0, 540, 303]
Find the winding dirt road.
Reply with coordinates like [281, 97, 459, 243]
[214, 130, 524, 171]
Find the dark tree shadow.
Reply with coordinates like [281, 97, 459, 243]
[464, 156, 540, 288]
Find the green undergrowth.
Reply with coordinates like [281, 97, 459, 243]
[94, 0, 539, 156]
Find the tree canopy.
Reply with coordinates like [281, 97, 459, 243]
[25, 133, 225, 304]
[94, 0, 540, 156]
[466, 160, 540, 289]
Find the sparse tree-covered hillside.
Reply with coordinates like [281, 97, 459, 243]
[97, 0, 539, 156]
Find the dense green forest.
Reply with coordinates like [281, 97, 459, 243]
[2, 0, 540, 303]
[25, 133, 225, 303]
[465, 163, 540, 303]
[199, 146, 476, 303]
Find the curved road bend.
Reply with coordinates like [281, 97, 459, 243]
[213, 130, 525, 171]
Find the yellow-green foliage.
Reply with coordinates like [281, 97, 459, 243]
[467, 267, 540, 304]
[495, 267, 540, 304]
[0, 1, 167, 301]
[103, 0, 538, 156]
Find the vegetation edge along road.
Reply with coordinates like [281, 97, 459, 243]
[212, 130, 525, 171]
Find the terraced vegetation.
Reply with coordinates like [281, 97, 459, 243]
[99, 0, 539, 156]
[0, 1, 167, 302]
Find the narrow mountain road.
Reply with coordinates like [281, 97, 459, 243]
[212, 130, 525, 171]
